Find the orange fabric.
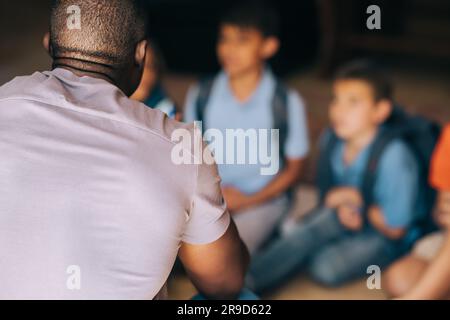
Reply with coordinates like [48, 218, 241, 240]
[430, 125, 450, 191]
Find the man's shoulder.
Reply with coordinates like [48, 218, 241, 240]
[0, 70, 197, 151]
[0, 71, 47, 99]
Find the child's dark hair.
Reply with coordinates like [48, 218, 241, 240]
[334, 60, 393, 101]
[220, 1, 281, 37]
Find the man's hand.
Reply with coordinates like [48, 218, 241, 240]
[337, 204, 363, 231]
[325, 187, 363, 209]
[222, 187, 252, 213]
[434, 191, 450, 229]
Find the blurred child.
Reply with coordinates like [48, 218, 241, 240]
[131, 40, 178, 119]
[384, 125, 450, 299]
[246, 60, 432, 293]
[184, 2, 309, 254]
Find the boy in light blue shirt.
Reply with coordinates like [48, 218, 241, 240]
[184, 2, 309, 254]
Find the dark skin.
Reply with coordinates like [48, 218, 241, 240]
[43, 32, 249, 299]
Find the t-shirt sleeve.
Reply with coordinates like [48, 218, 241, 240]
[284, 90, 310, 159]
[183, 84, 200, 123]
[430, 125, 450, 191]
[374, 140, 420, 228]
[182, 144, 231, 245]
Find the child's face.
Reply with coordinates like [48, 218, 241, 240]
[329, 79, 390, 140]
[217, 24, 279, 78]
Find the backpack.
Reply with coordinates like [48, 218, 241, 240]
[195, 76, 290, 160]
[317, 105, 441, 233]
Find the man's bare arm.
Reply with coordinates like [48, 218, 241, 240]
[178, 220, 250, 300]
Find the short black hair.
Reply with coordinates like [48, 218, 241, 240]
[220, 1, 281, 37]
[334, 59, 394, 101]
[50, 0, 147, 65]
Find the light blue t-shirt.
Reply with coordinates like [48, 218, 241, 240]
[329, 134, 426, 244]
[184, 70, 309, 194]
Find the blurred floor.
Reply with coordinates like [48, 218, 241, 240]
[168, 274, 387, 300]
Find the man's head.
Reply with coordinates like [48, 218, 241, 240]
[217, 1, 280, 78]
[45, 0, 148, 96]
[329, 60, 394, 141]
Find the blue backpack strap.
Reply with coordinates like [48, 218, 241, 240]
[272, 80, 289, 160]
[316, 128, 339, 203]
[195, 77, 215, 127]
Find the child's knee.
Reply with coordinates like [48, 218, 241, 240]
[382, 260, 415, 297]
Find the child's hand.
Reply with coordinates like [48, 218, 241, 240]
[434, 192, 450, 229]
[325, 187, 363, 209]
[222, 186, 252, 213]
[368, 206, 406, 239]
[337, 204, 363, 231]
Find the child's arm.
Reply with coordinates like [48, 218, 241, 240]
[372, 140, 419, 240]
[224, 158, 303, 212]
[368, 206, 406, 239]
[400, 233, 450, 300]
[434, 191, 450, 228]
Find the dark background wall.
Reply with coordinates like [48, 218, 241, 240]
[0, 0, 449, 84]
[143, 0, 319, 75]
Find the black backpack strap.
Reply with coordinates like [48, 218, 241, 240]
[195, 77, 215, 127]
[272, 80, 289, 160]
[317, 129, 339, 203]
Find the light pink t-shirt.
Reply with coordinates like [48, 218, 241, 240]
[0, 68, 230, 299]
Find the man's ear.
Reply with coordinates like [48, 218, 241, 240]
[43, 32, 52, 56]
[261, 36, 280, 60]
[375, 99, 393, 123]
[135, 40, 148, 68]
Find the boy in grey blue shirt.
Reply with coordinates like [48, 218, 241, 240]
[246, 61, 428, 293]
[184, 2, 309, 254]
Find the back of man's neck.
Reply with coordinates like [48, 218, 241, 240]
[52, 58, 117, 85]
